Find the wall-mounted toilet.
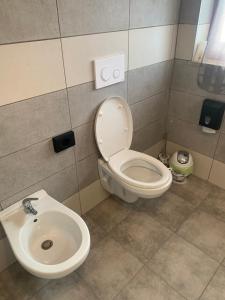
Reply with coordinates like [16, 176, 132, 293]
[95, 96, 172, 203]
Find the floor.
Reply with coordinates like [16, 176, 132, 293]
[1, 176, 225, 300]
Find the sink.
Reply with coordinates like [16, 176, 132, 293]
[0, 190, 90, 279]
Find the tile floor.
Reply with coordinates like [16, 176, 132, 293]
[1, 176, 225, 300]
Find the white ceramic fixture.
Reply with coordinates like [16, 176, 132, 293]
[94, 54, 125, 89]
[0, 190, 90, 279]
[95, 96, 172, 203]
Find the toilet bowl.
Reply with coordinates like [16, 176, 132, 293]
[95, 96, 172, 203]
[0, 190, 90, 279]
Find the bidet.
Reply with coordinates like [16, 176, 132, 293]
[0, 190, 90, 279]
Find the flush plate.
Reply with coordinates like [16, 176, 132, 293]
[94, 54, 125, 89]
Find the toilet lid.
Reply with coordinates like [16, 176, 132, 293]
[95, 96, 133, 162]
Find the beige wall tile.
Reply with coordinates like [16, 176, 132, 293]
[80, 180, 109, 214]
[209, 160, 225, 190]
[129, 25, 177, 70]
[175, 24, 197, 60]
[62, 31, 128, 87]
[167, 141, 213, 180]
[0, 39, 65, 106]
[63, 193, 81, 215]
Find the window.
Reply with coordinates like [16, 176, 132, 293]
[203, 0, 225, 66]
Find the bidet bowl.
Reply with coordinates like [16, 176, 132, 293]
[0, 190, 90, 279]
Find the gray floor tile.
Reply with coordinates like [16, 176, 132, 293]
[82, 215, 106, 248]
[200, 185, 225, 223]
[86, 197, 131, 232]
[148, 235, 218, 300]
[0, 262, 48, 300]
[178, 211, 225, 262]
[170, 175, 213, 207]
[135, 191, 195, 232]
[110, 211, 172, 263]
[78, 237, 143, 300]
[200, 266, 225, 300]
[115, 267, 186, 300]
[31, 272, 98, 300]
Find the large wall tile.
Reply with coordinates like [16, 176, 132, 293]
[167, 141, 213, 180]
[74, 122, 98, 161]
[128, 61, 173, 105]
[80, 180, 109, 214]
[0, 140, 74, 202]
[175, 25, 197, 60]
[57, 0, 129, 37]
[0, 90, 71, 158]
[167, 118, 219, 157]
[172, 60, 225, 99]
[131, 92, 169, 132]
[130, 0, 180, 29]
[77, 154, 99, 190]
[132, 120, 166, 152]
[179, 0, 202, 24]
[0, 39, 66, 106]
[169, 90, 203, 124]
[0, 0, 59, 44]
[62, 31, 128, 87]
[68, 80, 127, 128]
[1, 165, 78, 209]
[215, 134, 225, 164]
[129, 25, 177, 70]
[209, 160, 225, 189]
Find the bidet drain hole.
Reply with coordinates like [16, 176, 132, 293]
[41, 240, 53, 250]
[33, 219, 38, 223]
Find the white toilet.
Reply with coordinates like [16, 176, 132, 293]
[95, 96, 172, 203]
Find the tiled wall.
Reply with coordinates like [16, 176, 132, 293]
[176, 0, 215, 61]
[0, 0, 180, 250]
[167, 0, 225, 189]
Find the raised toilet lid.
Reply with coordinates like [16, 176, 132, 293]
[95, 97, 133, 162]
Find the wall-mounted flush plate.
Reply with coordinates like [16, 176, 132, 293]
[52, 131, 75, 153]
[94, 54, 125, 89]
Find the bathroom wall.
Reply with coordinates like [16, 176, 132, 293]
[0, 0, 180, 269]
[167, 0, 225, 189]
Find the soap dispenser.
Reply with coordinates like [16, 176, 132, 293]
[199, 99, 225, 134]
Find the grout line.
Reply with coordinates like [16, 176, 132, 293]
[0, 163, 76, 207]
[0, 24, 181, 47]
[198, 262, 222, 299]
[146, 265, 189, 300]
[112, 265, 146, 299]
[55, 0, 83, 214]
[129, 87, 170, 107]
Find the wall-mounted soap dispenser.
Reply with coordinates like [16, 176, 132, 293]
[199, 99, 225, 134]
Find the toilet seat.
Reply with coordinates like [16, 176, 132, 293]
[95, 96, 172, 195]
[109, 149, 171, 189]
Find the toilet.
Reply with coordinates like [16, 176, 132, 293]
[95, 96, 172, 203]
